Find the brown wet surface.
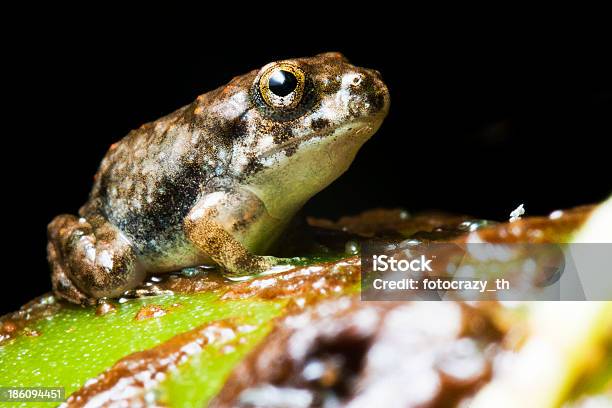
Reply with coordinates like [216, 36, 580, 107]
[209, 297, 506, 408]
[134, 304, 169, 320]
[455, 205, 595, 244]
[309, 208, 472, 238]
[0, 294, 61, 344]
[309, 205, 594, 243]
[221, 257, 360, 303]
[143, 269, 227, 293]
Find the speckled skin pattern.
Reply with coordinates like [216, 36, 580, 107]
[47, 52, 390, 305]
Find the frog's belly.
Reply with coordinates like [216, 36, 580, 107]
[136, 230, 213, 274]
[133, 221, 285, 274]
[124, 204, 289, 274]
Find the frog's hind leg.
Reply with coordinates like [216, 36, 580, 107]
[183, 188, 299, 277]
[47, 218, 90, 305]
[47, 214, 143, 305]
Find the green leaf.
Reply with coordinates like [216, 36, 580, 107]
[0, 292, 286, 408]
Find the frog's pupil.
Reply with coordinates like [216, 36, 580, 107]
[268, 70, 298, 97]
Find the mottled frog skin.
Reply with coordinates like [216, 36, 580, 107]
[47, 52, 390, 305]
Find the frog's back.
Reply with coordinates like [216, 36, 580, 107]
[85, 99, 229, 263]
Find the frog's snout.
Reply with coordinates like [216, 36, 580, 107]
[352, 67, 390, 119]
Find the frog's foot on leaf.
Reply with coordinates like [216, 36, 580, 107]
[261, 256, 310, 271]
[121, 286, 174, 300]
[222, 256, 308, 280]
[47, 214, 144, 305]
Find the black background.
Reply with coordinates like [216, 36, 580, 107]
[3, 27, 611, 314]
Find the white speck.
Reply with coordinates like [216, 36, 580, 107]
[549, 210, 563, 220]
[190, 132, 200, 144]
[98, 251, 114, 269]
[509, 204, 525, 222]
[258, 135, 275, 150]
[211, 91, 249, 120]
[302, 360, 325, 381]
[85, 245, 96, 263]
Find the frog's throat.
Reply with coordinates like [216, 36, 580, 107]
[241, 118, 384, 221]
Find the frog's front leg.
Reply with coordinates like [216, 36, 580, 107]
[47, 213, 144, 305]
[184, 188, 286, 277]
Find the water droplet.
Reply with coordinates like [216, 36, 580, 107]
[96, 301, 116, 316]
[549, 210, 563, 220]
[344, 240, 360, 255]
[181, 267, 201, 277]
[399, 239, 421, 248]
[458, 219, 495, 232]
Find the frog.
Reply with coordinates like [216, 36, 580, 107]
[47, 52, 390, 305]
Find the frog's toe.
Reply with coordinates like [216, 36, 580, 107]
[263, 255, 306, 266]
[49, 255, 94, 305]
[246, 256, 307, 275]
[47, 218, 96, 305]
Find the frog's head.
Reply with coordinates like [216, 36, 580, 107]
[201, 52, 390, 220]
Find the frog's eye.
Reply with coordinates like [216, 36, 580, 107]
[258, 63, 306, 110]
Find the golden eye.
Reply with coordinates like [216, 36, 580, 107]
[258, 63, 305, 109]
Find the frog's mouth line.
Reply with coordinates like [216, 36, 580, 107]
[259, 123, 374, 160]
